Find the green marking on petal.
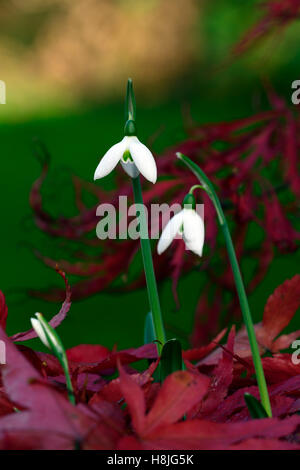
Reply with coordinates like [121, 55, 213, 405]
[122, 150, 133, 162]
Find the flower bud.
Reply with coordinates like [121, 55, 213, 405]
[182, 193, 196, 210]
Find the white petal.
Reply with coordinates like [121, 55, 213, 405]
[129, 137, 157, 184]
[31, 317, 51, 349]
[94, 138, 127, 180]
[182, 209, 205, 257]
[157, 210, 184, 254]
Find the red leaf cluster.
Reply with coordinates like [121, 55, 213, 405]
[0, 275, 300, 449]
[232, 0, 300, 57]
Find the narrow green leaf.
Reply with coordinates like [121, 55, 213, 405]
[160, 338, 182, 383]
[244, 393, 269, 419]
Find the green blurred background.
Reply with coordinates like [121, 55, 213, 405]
[0, 0, 299, 351]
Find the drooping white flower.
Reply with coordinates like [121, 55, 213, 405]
[157, 207, 205, 257]
[94, 135, 157, 184]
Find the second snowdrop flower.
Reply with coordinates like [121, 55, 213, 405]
[157, 193, 205, 257]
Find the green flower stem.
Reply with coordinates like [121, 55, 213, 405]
[60, 356, 75, 405]
[221, 223, 271, 416]
[189, 184, 204, 194]
[51, 353, 75, 405]
[177, 152, 272, 417]
[52, 355, 75, 405]
[131, 175, 166, 355]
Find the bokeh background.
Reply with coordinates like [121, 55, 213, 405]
[0, 0, 299, 351]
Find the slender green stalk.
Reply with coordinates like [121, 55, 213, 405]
[177, 152, 272, 417]
[221, 223, 271, 416]
[189, 184, 204, 194]
[132, 175, 166, 354]
[63, 364, 75, 405]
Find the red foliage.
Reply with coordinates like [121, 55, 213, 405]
[0, 292, 7, 330]
[11, 268, 71, 343]
[232, 0, 300, 57]
[0, 276, 300, 449]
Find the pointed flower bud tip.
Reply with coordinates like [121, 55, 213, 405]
[31, 314, 51, 349]
[125, 78, 136, 122]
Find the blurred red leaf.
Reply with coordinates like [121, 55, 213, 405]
[183, 328, 227, 362]
[119, 365, 209, 439]
[67, 344, 110, 363]
[11, 269, 71, 342]
[0, 326, 124, 449]
[0, 292, 7, 331]
[198, 326, 235, 419]
[232, 0, 300, 58]
[261, 274, 300, 348]
[77, 344, 157, 375]
[136, 415, 300, 450]
[200, 275, 300, 367]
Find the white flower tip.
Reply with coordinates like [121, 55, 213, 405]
[31, 317, 39, 331]
[94, 139, 127, 181]
[138, 162, 157, 184]
[157, 241, 164, 255]
[182, 210, 205, 258]
[193, 247, 203, 257]
[157, 211, 184, 255]
[149, 171, 157, 184]
[31, 315, 50, 349]
[93, 169, 99, 181]
[93, 161, 105, 180]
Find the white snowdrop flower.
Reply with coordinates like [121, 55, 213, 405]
[94, 124, 157, 184]
[157, 194, 205, 257]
